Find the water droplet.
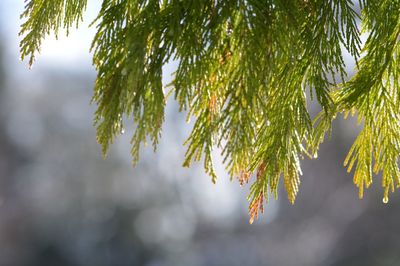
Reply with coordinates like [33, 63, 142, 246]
[383, 197, 389, 204]
[120, 128, 125, 134]
[121, 68, 127, 76]
[313, 153, 318, 159]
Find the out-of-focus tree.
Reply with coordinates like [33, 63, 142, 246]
[18, 0, 400, 222]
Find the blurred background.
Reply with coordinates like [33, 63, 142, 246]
[0, 2, 400, 266]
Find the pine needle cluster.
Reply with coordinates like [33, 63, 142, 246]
[19, 0, 400, 223]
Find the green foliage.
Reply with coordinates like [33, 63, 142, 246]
[19, 0, 400, 223]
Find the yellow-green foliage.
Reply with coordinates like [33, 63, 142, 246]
[19, 0, 400, 223]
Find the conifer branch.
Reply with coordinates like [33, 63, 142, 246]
[18, 0, 400, 222]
